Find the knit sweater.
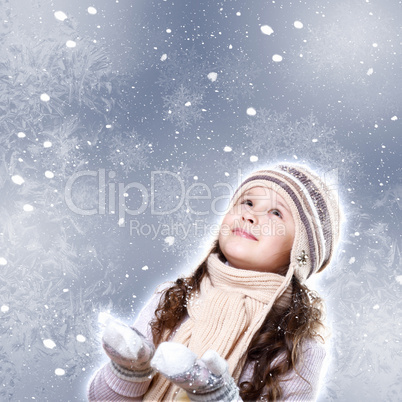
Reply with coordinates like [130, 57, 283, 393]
[88, 279, 326, 402]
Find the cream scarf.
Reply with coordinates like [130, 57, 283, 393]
[144, 253, 293, 401]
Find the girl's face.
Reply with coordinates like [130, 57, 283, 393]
[218, 186, 295, 273]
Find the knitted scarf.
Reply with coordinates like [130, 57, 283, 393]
[144, 253, 293, 401]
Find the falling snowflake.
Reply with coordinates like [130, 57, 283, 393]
[246, 107, 257, 116]
[272, 54, 283, 62]
[293, 21, 303, 29]
[207, 72, 218, 82]
[54, 11, 68, 21]
[260, 25, 274, 35]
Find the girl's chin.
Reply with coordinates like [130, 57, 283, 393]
[224, 255, 283, 273]
[225, 256, 255, 270]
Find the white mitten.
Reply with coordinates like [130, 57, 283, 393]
[150, 342, 240, 401]
[99, 312, 155, 382]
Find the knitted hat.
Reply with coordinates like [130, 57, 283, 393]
[228, 164, 341, 283]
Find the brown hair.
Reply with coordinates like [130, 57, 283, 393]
[150, 241, 326, 401]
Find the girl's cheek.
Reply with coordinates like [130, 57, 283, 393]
[220, 221, 233, 236]
[232, 205, 241, 214]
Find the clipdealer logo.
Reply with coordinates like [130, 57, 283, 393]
[64, 169, 245, 226]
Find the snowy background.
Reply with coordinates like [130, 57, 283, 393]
[0, 0, 401, 400]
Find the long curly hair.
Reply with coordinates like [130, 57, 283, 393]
[150, 241, 326, 401]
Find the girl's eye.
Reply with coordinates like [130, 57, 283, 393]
[270, 209, 282, 218]
[241, 199, 253, 207]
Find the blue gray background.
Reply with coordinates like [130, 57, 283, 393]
[0, 0, 400, 400]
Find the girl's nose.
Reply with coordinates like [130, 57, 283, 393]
[242, 211, 256, 224]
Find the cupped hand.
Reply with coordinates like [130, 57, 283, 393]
[100, 313, 155, 372]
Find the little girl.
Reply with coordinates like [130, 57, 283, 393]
[88, 164, 341, 401]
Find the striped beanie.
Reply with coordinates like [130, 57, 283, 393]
[229, 164, 341, 283]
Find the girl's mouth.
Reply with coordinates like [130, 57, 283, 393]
[232, 228, 258, 241]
